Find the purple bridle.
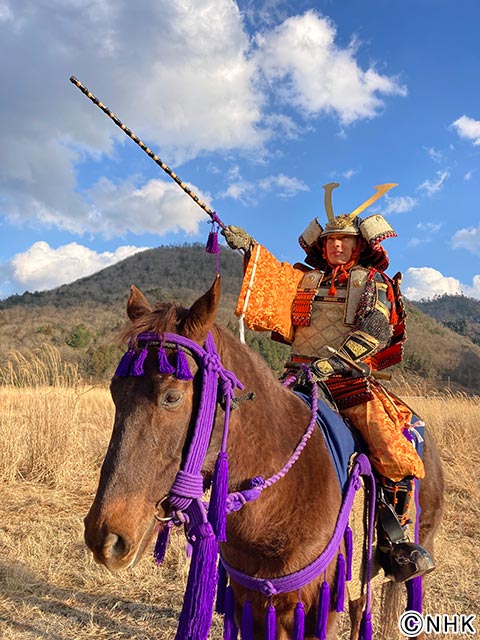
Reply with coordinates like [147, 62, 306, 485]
[114, 330, 377, 640]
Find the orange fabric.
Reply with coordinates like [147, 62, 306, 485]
[342, 383, 425, 482]
[235, 243, 304, 342]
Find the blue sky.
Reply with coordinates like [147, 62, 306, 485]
[1, 0, 479, 301]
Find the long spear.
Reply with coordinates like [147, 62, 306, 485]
[69, 76, 225, 229]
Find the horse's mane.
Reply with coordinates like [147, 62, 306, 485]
[119, 302, 189, 342]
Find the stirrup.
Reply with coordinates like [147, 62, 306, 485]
[383, 541, 435, 583]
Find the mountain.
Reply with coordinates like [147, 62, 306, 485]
[1, 245, 479, 394]
[414, 294, 480, 346]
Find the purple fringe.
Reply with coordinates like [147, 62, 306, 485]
[345, 526, 353, 581]
[359, 610, 373, 640]
[158, 346, 175, 375]
[241, 600, 254, 640]
[215, 561, 228, 614]
[132, 347, 148, 376]
[206, 230, 220, 254]
[315, 580, 330, 640]
[153, 524, 170, 565]
[174, 522, 218, 640]
[176, 349, 194, 381]
[208, 451, 229, 542]
[223, 586, 238, 639]
[406, 576, 423, 613]
[266, 603, 276, 640]
[293, 601, 305, 640]
[114, 349, 135, 377]
[334, 554, 346, 612]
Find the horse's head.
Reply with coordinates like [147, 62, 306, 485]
[84, 276, 221, 570]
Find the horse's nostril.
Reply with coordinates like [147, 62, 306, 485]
[102, 532, 127, 560]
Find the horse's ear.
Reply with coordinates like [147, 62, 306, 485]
[127, 285, 153, 320]
[184, 275, 221, 342]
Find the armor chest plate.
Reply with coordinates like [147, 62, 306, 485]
[290, 267, 370, 359]
[291, 290, 349, 358]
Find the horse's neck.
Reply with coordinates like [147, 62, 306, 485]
[212, 325, 333, 488]
[212, 326, 343, 569]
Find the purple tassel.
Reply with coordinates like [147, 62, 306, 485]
[174, 522, 218, 640]
[266, 603, 276, 640]
[223, 585, 238, 640]
[293, 601, 305, 640]
[216, 561, 228, 614]
[345, 526, 353, 581]
[206, 229, 220, 254]
[132, 347, 148, 376]
[208, 451, 229, 541]
[176, 349, 194, 381]
[359, 610, 373, 640]
[241, 600, 254, 640]
[335, 554, 346, 613]
[406, 576, 423, 613]
[153, 524, 170, 565]
[315, 580, 330, 640]
[114, 348, 135, 377]
[158, 346, 175, 375]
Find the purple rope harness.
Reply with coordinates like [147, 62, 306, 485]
[114, 331, 378, 640]
[221, 453, 375, 596]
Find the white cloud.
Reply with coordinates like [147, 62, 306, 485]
[451, 115, 480, 145]
[6, 241, 148, 292]
[402, 266, 480, 300]
[407, 222, 442, 247]
[0, 1, 407, 240]
[0, 0, 263, 237]
[451, 226, 480, 256]
[217, 181, 257, 205]
[417, 170, 450, 197]
[85, 177, 209, 237]
[255, 10, 406, 125]
[424, 146, 444, 163]
[381, 195, 418, 215]
[259, 173, 309, 197]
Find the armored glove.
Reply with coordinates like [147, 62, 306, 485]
[221, 225, 255, 252]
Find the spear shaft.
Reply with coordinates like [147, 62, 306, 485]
[69, 76, 224, 228]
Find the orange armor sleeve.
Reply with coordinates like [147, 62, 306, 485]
[235, 243, 304, 342]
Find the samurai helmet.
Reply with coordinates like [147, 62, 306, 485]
[299, 182, 398, 255]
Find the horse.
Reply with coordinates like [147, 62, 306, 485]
[84, 275, 444, 639]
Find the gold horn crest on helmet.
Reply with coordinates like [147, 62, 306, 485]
[298, 182, 398, 254]
[321, 182, 397, 236]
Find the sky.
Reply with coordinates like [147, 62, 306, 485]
[1, 0, 479, 302]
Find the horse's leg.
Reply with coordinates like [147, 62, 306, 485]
[347, 595, 366, 640]
[417, 430, 444, 556]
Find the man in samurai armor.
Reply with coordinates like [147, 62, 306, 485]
[222, 182, 434, 583]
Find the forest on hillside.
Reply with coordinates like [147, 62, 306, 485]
[1, 245, 479, 394]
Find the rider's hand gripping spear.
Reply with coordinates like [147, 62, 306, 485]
[69, 76, 226, 231]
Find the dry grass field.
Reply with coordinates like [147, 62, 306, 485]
[0, 351, 479, 639]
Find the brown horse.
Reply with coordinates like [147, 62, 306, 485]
[84, 276, 444, 639]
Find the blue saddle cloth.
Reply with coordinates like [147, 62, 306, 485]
[296, 391, 426, 494]
[295, 392, 362, 493]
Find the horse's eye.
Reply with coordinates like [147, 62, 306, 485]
[161, 390, 184, 407]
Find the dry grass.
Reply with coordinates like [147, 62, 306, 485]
[0, 369, 479, 638]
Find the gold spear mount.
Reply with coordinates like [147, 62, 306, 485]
[322, 182, 398, 232]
